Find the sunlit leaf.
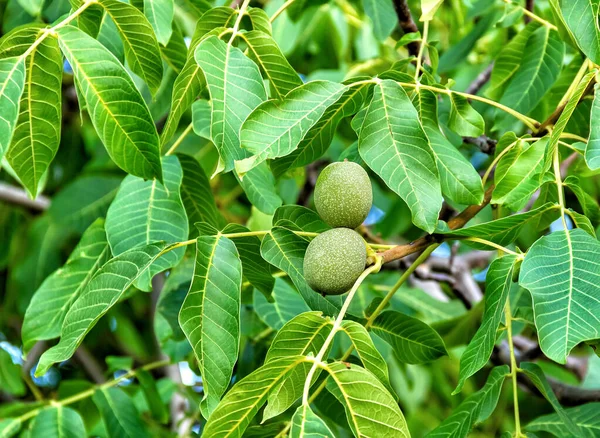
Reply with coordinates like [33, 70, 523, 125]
[0, 57, 25, 162]
[586, 84, 600, 170]
[448, 93, 484, 137]
[526, 402, 600, 437]
[29, 406, 86, 438]
[561, 0, 600, 64]
[361, 0, 398, 41]
[291, 404, 335, 438]
[273, 205, 330, 233]
[144, 0, 174, 46]
[237, 162, 283, 215]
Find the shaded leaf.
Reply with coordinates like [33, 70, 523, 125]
[586, 84, 600, 170]
[526, 402, 600, 438]
[273, 205, 330, 233]
[29, 406, 86, 438]
[237, 162, 283, 215]
[253, 278, 311, 329]
[361, 0, 398, 41]
[144, 0, 173, 46]
[93, 387, 150, 438]
[448, 93, 484, 137]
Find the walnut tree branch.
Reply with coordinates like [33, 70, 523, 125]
[392, 0, 420, 57]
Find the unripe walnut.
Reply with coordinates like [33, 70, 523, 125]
[314, 161, 373, 229]
[303, 228, 367, 295]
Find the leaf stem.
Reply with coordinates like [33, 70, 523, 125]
[228, 0, 252, 45]
[269, 0, 296, 23]
[16, 359, 170, 423]
[560, 132, 587, 143]
[502, 0, 557, 30]
[462, 237, 523, 258]
[164, 123, 193, 156]
[301, 257, 383, 405]
[552, 145, 568, 230]
[414, 21, 429, 86]
[504, 298, 524, 437]
[481, 137, 539, 186]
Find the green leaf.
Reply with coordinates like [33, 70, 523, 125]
[137, 369, 169, 424]
[93, 387, 150, 438]
[179, 233, 243, 418]
[270, 80, 370, 177]
[22, 219, 111, 353]
[443, 203, 559, 248]
[191, 99, 211, 139]
[222, 223, 275, 296]
[17, 0, 43, 16]
[493, 138, 547, 210]
[291, 404, 335, 438]
[99, 0, 164, 94]
[425, 366, 510, 438]
[160, 23, 187, 73]
[448, 93, 484, 137]
[263, 311, 332, 421]
[237, 162, 283, 215]
[561, 0, 600, 64]
[520, 362, 578, 432]
[325, 362, 409, 437]
[235, 81, 346, 176]
[586, 84, 600, 170]
[203, 356, 308, 436]
[420, 0, 444, 21]
[56, 25, 163, 181]
[526, 402, 600, 437]
[371, 310, 448, 364]
[36, 242, 170, 376]
[496, 26, 564, 126]
[195, 35, 267, 173]
[260, 227, 342, 316]
[564, 175, 600, 225]
[455, 255, 518, 393]
[0, 57, 25, 162]
[358, 79, 442, 233]
[177, 154, 224, 235]
[361, 0, 398, 41]
[105, 155, 188, 291]
[247, 7, 272, 34]
[414, 89, 484, 205]
[29, 406, 86, 438]
[519, 229, 600, 364]
[70, 0, 104, 38]
[0, 419, 20, 438]
[240, 30, 303, 99]
[253, 278, 311, 329]
[144, 0, 173, 46]
[273, 205, 330, 233]
[487, 22, 540, 100]
[339, 320, 394, 395]
[0, 349, 25, 396]
[7, 32, 61, 197]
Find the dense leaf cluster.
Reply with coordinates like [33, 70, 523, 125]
[1, 0, 600, 437]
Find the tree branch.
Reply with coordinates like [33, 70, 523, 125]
[465, 63, 494, 96]
[524, 0, 534, 24]
[0, 182, 50, 211]
[463, 135, 497, 155]
[392, 0, 420, 57]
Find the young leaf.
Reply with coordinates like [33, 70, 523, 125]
[520, 229, 600, 364]
[240, 30, 303, 99]
[203, 356, 308, 436]
[448, 93, 485, 137]
[99, 0, 164, 94]
[325, 362, 409, 437]
[496, 26, 564, 126]
[339, 320, 394, 395]
[179, 233, 243, 418]
[358, 79, 442, 233]
[143, 0, 174, 46]
[237, 162, 283, 215]
[526, 402, 600, 437]
[235, 81, 346, 176]
[585, 84, 600, 170]
[177, 154, 224, 234]
[270, 80, 371, 177]
[454, 255, 518, 393]
[0, 57, 25, 162]
[22, 219, 111, 353]
[260, 227, 342, 316]
[426, 366, 510, 438]
[105, 156, 188, 291]
[253, 279, 311, 329]
[36, 242, 170, 376]
[492, 138, 547, 210]
[361, 0, 398, 41]
[93, 387, 150, 438]
[520, 362, 579, 431]
[371, 310, 448, 364]
[195, 35, 267, 173]
[222, 223, 275, 296]
[414, 89, 484, 205]
[29, 406, 86, 438]
[56, 25, 163, 181]
[291, 404, 335, 438]
[6, 32, 62, 198]
[561, 0, 600, 64]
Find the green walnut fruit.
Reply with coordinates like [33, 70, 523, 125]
[314, 161, 373, 229]
[303, 228, 367, 295]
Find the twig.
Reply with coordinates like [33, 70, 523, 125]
[0, 182, 50, 210]
[465, 63, 494, 96]
[524, 0, 534, 23]
[463, 135, 497, 155]
[74, 345, 106, 383]
[392, 0, 420, 57]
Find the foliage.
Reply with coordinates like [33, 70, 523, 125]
[1, 0, 600, 437]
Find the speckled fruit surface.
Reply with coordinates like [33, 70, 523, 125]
[314, 161, 372, 229]
[303, 228, 367, 295]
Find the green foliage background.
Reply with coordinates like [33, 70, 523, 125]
[1, 0, 600, 437]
